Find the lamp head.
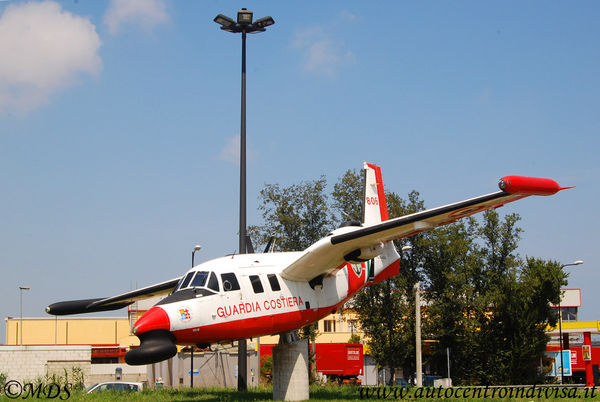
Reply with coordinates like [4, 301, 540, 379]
[214, 14, 235, 28]
[237, 8, 253, 25]
[193, 245, 202, 252]
[214, 14, 238, 32]
[254, 16, 274, 29]
[19, 286, 30, 291]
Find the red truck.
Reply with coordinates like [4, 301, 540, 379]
[260, 343, 364, 384]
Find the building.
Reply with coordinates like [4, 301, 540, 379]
[2, 298, 261, 387]
[546, 288, 600, 386]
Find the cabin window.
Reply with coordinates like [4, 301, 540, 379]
[178, 272, 195, 290]
[267, 274, 281, 291]
[191, 271, 209, 288]
[207, 272, 219, 292]
[221, 273, 240, 292]
[249, 275, 264, 294]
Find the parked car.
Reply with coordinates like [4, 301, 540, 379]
[395, 377, 410, 387]
[86, 381, 143, 393]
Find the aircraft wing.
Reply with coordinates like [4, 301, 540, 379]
[46, 276, 181, 315]
[280, 176, 571, 282]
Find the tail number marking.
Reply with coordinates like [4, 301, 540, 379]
[366, 197, 379, 206]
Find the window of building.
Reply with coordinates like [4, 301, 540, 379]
[347, 320, 358, 333]
[324, 320, 336, 333]
[560, 306, 578, 322]
[267, 274, 281, 291]
[249, 275, 264, 294]
[221, 273, 240, 292]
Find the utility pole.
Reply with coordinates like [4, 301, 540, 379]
[415, 282, 422, 387]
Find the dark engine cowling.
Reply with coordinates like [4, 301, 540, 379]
[125, 329, 177, 365]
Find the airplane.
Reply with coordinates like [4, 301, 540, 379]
[46, 162, 572, 365]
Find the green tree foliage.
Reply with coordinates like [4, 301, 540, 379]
[331, 169, 363, 223]
[348, 333, 362, 344]
[421, 210, 566, 385]
[260, 355, 273, 384]
[249, 176, 332, 252]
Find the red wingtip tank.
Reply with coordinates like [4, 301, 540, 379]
[498, 176, 575, 196]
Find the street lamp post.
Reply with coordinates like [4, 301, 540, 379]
[19, 286, 30, 345]
[192, 245, 201, 268]
[557, 260, 583, 385]
[190, 245, 201, 388]
[415, 281, 422, 387]
[213, 8, 274, 392]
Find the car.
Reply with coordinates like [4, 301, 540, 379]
[86, 381, 143, 393]
[394, 377, 410, 387]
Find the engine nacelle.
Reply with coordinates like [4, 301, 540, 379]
[344, 242, 384, 263]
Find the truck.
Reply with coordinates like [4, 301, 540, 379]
[260, 343, 364, 384]
[315, 343, 364, 384]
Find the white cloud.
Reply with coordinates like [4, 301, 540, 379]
[293, 26, 355, 77]
[340, 10, 356, 22]
[218, 135, 240, 164]
[104, 0, 169, 35]
[0, 1, 102, 114]
[217, 135, 257, 164]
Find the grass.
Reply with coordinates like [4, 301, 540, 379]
[0, 385, 359, 401]
[1, 384, 597, 401]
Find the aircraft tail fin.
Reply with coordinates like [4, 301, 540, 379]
[361, 162, 401, 284]
[362, 162, 389, 225]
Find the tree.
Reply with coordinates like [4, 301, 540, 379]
[248, 176, 333, 252]
[348, 333, 361, 344]
[418, 218, 480, 383]
[422, 210, 566, 385]
[331, 169, 363, 223]
[353, 277, 408, 384]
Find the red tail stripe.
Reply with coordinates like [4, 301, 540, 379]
[366, 163, 389, 221]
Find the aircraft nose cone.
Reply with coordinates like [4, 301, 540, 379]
[133, 306, 170, 335]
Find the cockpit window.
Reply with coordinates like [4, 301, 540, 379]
[221, 273, 240, 292]
[207, 272, 219, 292]
[191, 271, 209, 288]
[178, 272, 195, 290]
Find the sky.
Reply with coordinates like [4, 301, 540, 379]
[1, 1, 598, 343]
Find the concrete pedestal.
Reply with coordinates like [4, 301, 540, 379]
[272, 338, 309, 401]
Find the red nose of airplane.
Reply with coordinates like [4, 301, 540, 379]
[133, 306, 170, 335]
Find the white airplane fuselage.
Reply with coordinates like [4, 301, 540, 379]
[133, 248, 399, 346]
